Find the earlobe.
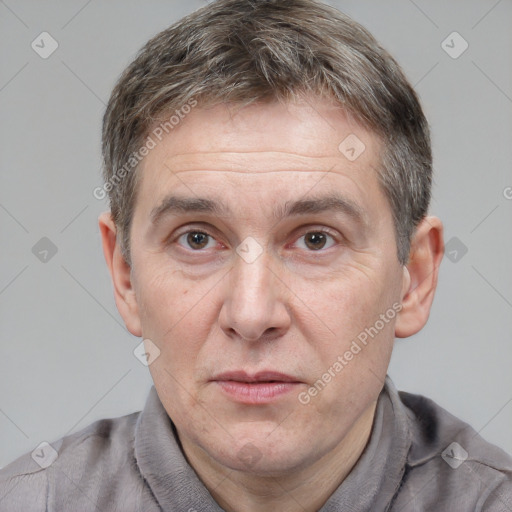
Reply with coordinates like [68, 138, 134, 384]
[395, 216, 444, 338]
[98, 212, 142, 337]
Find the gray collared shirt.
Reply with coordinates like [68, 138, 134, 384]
[1, 376, 511, 511]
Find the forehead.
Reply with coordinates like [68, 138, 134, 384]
[145, 96, 379, 160]
[135, 97, 388, 222]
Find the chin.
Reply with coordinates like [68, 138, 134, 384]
[208, 432, 317, 477]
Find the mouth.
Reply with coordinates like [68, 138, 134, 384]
[211, 371, 303, 404]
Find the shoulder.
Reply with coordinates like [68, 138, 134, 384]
[0, 411, 142, 511]
[394, 389, 512, 511]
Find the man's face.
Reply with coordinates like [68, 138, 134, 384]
[127, 96, 408, 474]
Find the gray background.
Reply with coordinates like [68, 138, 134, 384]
[1, 0, 511, 469]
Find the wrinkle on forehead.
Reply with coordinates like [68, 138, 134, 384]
[154, 151, 376, 175]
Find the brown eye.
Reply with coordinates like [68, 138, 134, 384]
[304, 232, 327, 250]
[182, 231, 212, 250]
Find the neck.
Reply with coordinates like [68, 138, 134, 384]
[179, 400, 377, 512]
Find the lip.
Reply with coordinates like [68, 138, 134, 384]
[211, 371, 302, 404]
[213, 371, 300, 383]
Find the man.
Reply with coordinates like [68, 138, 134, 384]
[1, 0, 511, 510]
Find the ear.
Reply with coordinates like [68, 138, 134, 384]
[395, 216, 444, 338]
[98, 212, 142, 337]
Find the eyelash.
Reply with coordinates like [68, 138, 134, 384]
[171, 226, 339, 253]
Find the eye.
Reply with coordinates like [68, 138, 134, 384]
[172, 228, 338, 253]
[294, 231, 336, 251]
[177, 231, 217, 250]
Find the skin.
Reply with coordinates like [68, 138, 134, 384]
[100, 95, 444, 512]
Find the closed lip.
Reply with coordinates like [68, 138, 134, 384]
[211, 371, 302, 383]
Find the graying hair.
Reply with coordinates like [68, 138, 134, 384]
[102, 0, 432, 265]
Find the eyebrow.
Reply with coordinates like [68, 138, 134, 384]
[150, 193, 367, 227]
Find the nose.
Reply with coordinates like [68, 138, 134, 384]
[218, 245, 292, 342]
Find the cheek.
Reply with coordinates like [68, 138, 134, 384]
[291, 267, 383, 337]
[133, 263, 223, 372]
[294, 265, 399, 376]
[136, 266, 220, 419]
[136, 263, 212, 328]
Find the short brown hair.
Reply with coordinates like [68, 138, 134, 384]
[102, 0, 432, 265]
